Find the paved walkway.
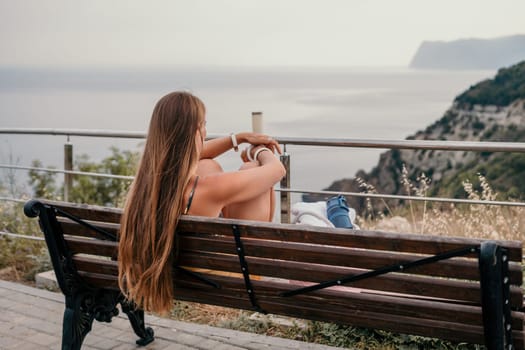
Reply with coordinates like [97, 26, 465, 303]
[0, 280, 342, 350]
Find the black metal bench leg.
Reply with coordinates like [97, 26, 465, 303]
[479, 242, 512, 350]
[120, 299, 155, 346]
[61, 296, 96, 350]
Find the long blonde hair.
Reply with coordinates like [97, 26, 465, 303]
[118, 91, 205, 314]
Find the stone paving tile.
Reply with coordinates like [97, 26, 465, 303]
[0, 309, 19, 322]
[3, 289, 37, 303]
[146, 338, 179, 349]
[111, 316, 135, 330]
[102, 343, 132, 350]
[5, 324, 36, 339]
[6, 341, 46, 350]
[114, 328, 144, 343]
[8, 303, 41, 319]
[90, 338, 128, 349]
[0, 288, 13, 297]
[24, 316, 62, 335]
[92, 320, 128, 337]
[26, 332, 60, 347]
[211, 343, 249, 350]
[157, 331, 202, 347]
[84, 333, 109, 347]
[161, 344, 198, 350]
[0, 297, 17, 311]
[0, 334, 25, 349]
[27, 295, 65, 311]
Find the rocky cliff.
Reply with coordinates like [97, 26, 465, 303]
[306, 61, 525, 212]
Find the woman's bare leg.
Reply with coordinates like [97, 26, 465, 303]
[223, 161, 275, 222]
[196, 159, 276, 221]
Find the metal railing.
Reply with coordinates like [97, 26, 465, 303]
[1, 128, 523, 288]
[2, 127, 525, 224]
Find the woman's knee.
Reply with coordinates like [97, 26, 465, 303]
[238, 161, 259, 171]
[196, 158, 223, 176]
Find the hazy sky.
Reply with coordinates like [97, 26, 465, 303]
[1, 0, 524, 68]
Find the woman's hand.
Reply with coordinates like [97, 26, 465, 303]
[237, 132, 282, 155]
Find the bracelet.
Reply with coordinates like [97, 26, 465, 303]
[246, 145, 254, 161]
[230, 133, 239, 152]
[253, 147, 271, 161]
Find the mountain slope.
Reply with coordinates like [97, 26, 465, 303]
[309, 61, 525, 211]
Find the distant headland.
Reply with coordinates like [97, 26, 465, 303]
[410, 34, 525, 70]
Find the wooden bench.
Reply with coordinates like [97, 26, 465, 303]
[24, 199, 524, 350]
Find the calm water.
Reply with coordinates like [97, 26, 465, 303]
[0, 66, 494, 194]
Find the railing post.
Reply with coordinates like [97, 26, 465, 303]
[252, 112, 263, 133]
[280, 145, 291, 223]
[64, 139, 73, 202]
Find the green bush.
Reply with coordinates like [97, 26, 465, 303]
[455, 60, 525, 106]
[28, 146, 140, 207]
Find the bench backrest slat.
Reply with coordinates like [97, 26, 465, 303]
[178, 251, 524, 308]
[179, 216, 523, 262]
[59, 218, 119, 239]
[179, 233, 523, 283]
[64, 236, 117, 257]
[170, 273, 504, 346]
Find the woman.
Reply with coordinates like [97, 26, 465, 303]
[118, 91, 285, 314]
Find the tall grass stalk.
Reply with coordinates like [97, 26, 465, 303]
[360, 168, 524, 247]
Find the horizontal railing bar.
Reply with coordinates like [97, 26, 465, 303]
[0, 231, 44, 241]
[0, 197, 28, 204]
[277, 188, 525, 207]
[2, 161, 524, 208]
[2, 128, 525, 152]
[0, 164, 134, 180]
[0, 128, 146, 139]
[276, 136, 525, 152]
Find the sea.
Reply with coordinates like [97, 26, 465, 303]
[0, 66, 494, 197]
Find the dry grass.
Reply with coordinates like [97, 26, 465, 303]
[357, 169, 524, 246]
[171, 300, 243, 325]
